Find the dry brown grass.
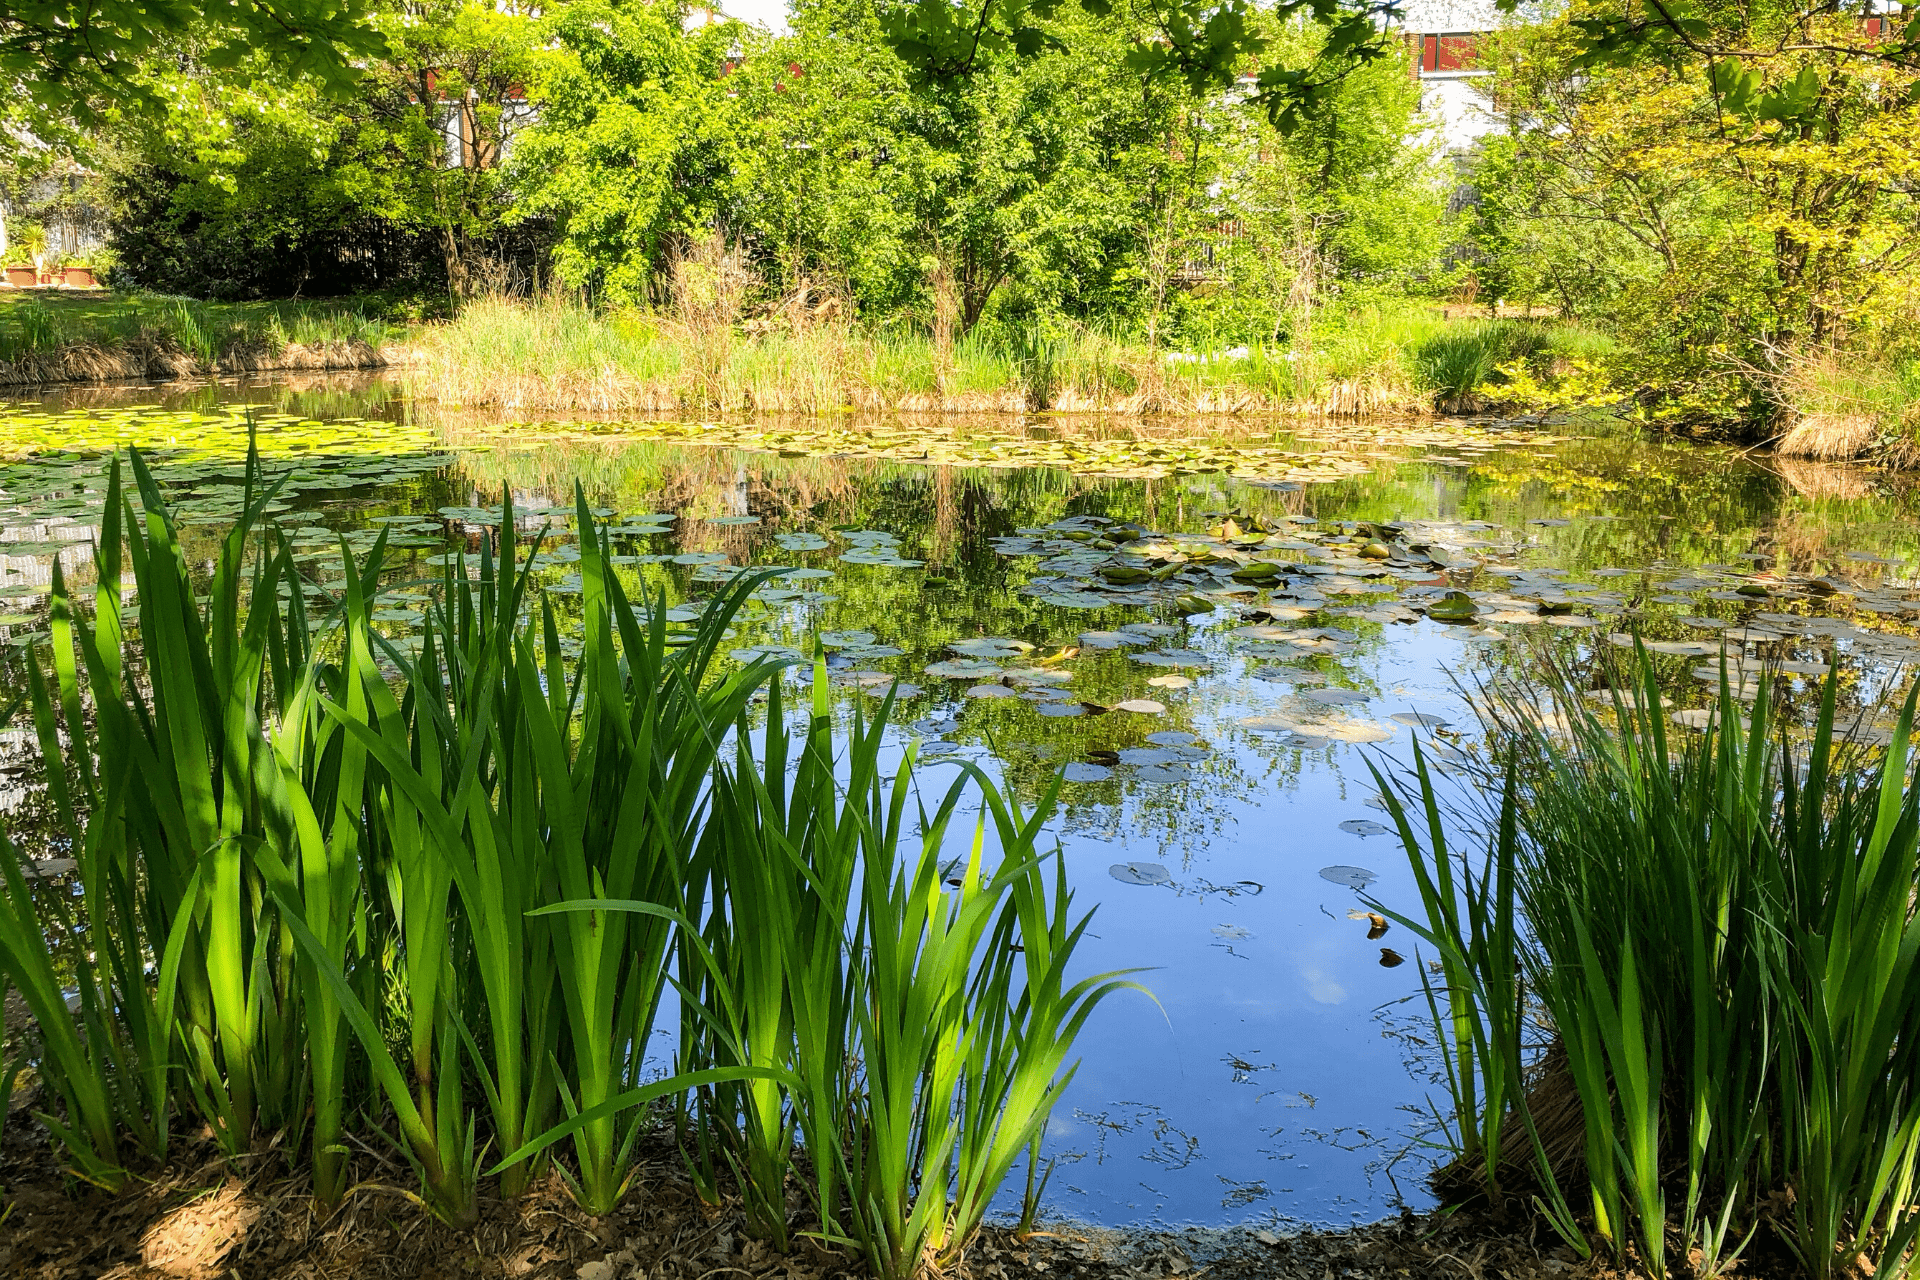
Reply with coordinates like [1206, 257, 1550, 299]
[0, 338, 388, 387]
[1767, 456, 1879, 502]
[1775, 411, 1882, 461]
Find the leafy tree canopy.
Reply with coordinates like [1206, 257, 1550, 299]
[2, 0, 387, 121]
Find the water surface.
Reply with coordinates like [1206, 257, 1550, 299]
[3, 375, 1917, 1232]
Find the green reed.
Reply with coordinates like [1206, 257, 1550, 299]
[674, 668, 1140, 1279]
[0, 448, 1119, 1276]
[1382, 652, 1920, 1280]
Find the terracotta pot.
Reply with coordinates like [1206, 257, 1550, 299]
[2, 265, 34, 287]
[60, 266, 95, 288]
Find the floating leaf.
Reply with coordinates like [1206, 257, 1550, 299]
[774, 532, 831, 550]
[1425, 591, 1479, 622]
[1146, 730, 1201, 747]
[1113, 699, 1167, 714]
[1338, 819, 1389, 837]
[950, 637, 1033, 659]
[819, 630, 877, 648]
[925, 659, 1003, 679]
[1110, 861, 1173, 886]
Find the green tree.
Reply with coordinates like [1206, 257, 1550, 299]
[1, 0, 384, 122]
[96, 0, 540, 299]
[351, 0, 544, 297]
[509, 0, 741, 302]
[1471, 2, 1920, 426]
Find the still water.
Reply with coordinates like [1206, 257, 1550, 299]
[3, 375, 1918, 1232]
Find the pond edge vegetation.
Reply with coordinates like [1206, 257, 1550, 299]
[0, 295, 396, 387]
[1380, 653, 1920, 1279]
[0, 444, 1137, 1280]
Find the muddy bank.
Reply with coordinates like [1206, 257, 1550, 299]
[0, 339, 394, 388]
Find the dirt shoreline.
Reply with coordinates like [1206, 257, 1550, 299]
[0, 1113, 1571, 1280]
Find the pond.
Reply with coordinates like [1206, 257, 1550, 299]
[2, 374, 1918, 1234]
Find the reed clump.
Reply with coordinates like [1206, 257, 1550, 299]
[0, 448, 1132, 1279]
[1382, 653, 1920, 1280]
[408, 295, 1599, 417]
[0, 295, 392, 385]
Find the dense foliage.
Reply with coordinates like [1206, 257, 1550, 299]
[0, 450, 1129, 1279]
[1466, 0, 1920, 430]
[1389, 657, 1920, 1280]
[34, 0, 1446, 352]
[9, 0, 1920, 429]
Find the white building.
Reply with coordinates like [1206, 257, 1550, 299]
[1402, 0, 1503, 154]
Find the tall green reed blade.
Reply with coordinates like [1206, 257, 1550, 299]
[116, 442, 298, 1150]
[1368, 743, 1588, 1257]
[260, 539, 485, 1226]
[399, 499, 558, 1200]
[1774, 679, 1920, 1279]
[522, 490, 778, 1215]
[942, 770, 1147, 1268]
[833, 697, 1141, 1280]
[1392, 638, 1920, 1279]
[0, 819, 129, 1188]
[683, 674, 825, 1249]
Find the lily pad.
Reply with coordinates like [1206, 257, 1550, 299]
[1079, 630, 1150, 649]
[1318, 865, 1378, 890]
[1146, 731, 1202, 747]
[1113, 699, 1167, 714]
[1338, 819, 1390, 837]
[950, 637, 1033, 659]
[774, 533, 832, 551]
[1063, 762, 1112, 781]
[1426, 591, 1479, 622]
[732, 645, 805, 664]
[1110, 861, 1174, 886]
[925, 659, 1003, 679]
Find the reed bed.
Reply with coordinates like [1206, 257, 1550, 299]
[0, 447, 1130, 1279]
[1381, 654, 1920, 1279]
[407, 296, 1595, 418]
[0, 295, 392, 385]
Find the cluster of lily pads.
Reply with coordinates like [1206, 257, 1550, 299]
[458, 415, 1566, 486]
